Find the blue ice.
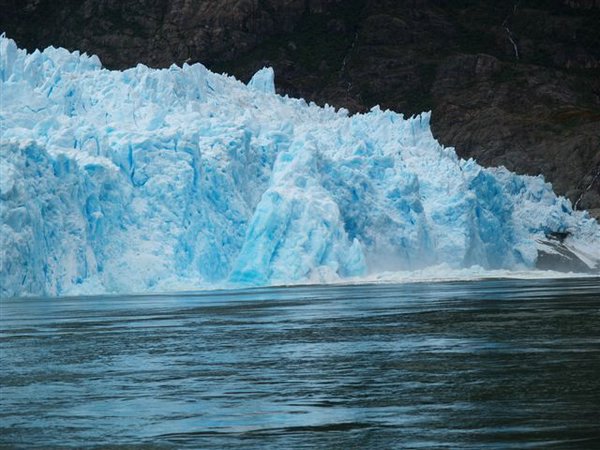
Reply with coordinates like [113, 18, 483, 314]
[0, 36, 598, 297]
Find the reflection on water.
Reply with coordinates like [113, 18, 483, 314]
[1, 278, 600, 448]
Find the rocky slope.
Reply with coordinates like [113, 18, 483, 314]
[1, 0, 599, 217]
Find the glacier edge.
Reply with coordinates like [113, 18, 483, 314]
[0, 36, 599, 297]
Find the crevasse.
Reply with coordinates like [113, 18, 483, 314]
[0, 36, 598, 297]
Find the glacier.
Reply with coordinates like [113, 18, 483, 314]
[1, 35, 599, 297]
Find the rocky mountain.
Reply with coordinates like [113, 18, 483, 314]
[2, 0, 599, 217]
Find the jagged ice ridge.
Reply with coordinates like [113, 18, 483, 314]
[1, 36, 598, 297]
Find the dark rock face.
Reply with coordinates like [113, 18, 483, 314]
[537, 234, 599, 273]
[0, 0, 340, 69]
[2, 0, 599, 217]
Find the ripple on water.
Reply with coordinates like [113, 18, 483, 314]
[1, 278, 600, 448]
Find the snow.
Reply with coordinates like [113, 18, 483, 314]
[1, 35, 599, 297]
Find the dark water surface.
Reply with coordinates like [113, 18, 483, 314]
[1, 278, 600, 449]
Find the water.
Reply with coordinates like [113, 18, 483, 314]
[1, 278, 599, 449]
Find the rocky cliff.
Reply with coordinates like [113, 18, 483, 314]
[1, 0, 599, 217]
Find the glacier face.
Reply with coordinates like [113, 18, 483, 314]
[1, 36, 599, 297]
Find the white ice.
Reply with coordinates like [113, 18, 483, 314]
[1, 36, 598, 297]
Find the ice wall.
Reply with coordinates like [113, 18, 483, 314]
[1, 36, 598, 297]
